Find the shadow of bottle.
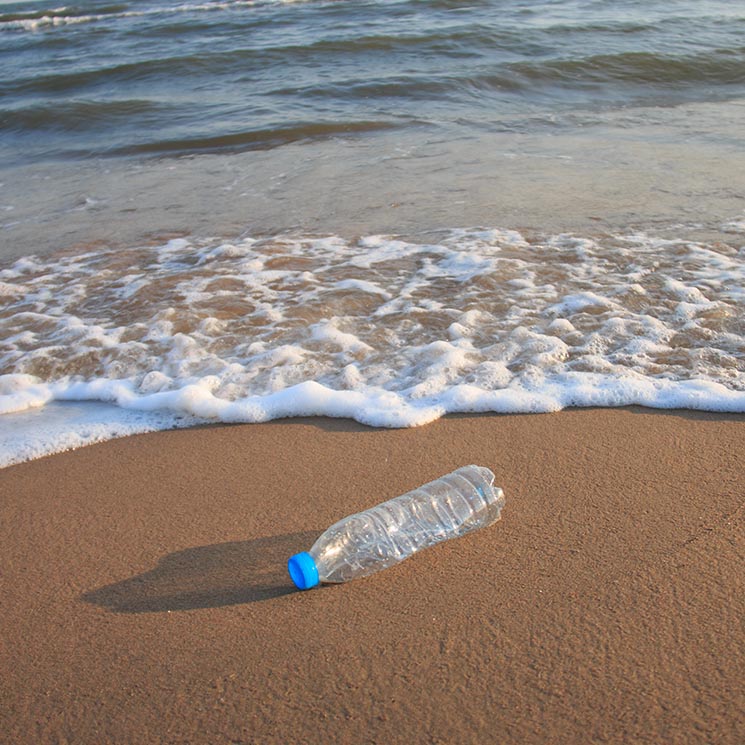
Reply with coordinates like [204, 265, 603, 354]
[82, 530, 319, 613]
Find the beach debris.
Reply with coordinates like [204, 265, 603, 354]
[288, 465, 505, 590]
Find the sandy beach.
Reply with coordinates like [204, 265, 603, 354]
[4, 2, 745, 742]
[1, 407, 743, 744]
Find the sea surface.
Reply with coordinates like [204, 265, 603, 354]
[1, 0, 745, 465]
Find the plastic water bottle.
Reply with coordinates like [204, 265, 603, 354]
[287, 465, 504, 590]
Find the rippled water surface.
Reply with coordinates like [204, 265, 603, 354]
[3, 0, 745, 161]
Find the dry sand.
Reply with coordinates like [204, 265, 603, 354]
[1, 407, 743, 744]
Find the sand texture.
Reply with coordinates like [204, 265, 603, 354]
[1, 408, 743, 744]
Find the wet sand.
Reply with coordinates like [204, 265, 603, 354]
[1, 407, 743, 744]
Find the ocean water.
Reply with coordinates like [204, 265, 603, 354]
[1, 0, 745, 465]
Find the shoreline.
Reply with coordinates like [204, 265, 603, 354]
[3, 399, 745, 470]
[1, 408, 743, 743]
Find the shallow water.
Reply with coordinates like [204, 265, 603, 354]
[2, 221, 745, 466]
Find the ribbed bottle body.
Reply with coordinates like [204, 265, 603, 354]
[310, 465, 504, 584]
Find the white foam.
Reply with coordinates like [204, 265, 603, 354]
[310, 320, 374, 355]
[723, 217, 745, 234]
[0, 1, 331, 33]
[1, 224, 744, 467]
[0, 401, 199, 467]
[333, 278, 392, 298]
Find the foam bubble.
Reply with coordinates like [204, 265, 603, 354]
[1, 224, 744, 466]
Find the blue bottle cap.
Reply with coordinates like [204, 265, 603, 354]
[288, 551, 320, 590]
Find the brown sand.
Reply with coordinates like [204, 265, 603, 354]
[1, 408, 743, 744]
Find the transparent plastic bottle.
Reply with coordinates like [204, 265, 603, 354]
[287, 465, 505, 590]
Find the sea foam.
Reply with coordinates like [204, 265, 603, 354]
[1, 226, 744, 466]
